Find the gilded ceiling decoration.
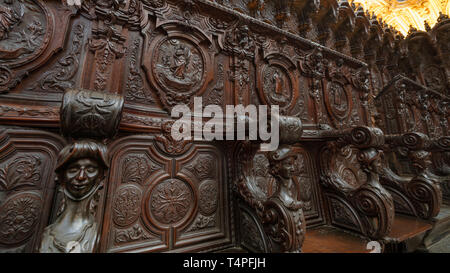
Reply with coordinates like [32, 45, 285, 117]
[352, 0, 450, 35]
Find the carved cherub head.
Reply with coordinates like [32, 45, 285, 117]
[55, 140, 109, 200]
[409, 150, 432, 174]
[268, 146, 297, 180]
[358, 148, 383, 174]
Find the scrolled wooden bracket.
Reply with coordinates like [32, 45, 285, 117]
[234, 117, 305, 252]
[429, 136, 450, 202]
[319, 126, 395, 239]
[380, 132, 442, 220]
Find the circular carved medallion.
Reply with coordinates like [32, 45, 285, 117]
[262, 65, 293, 109]
[198, 179, 218, 215]
[0, 0, 51, 65]
[0, 192, 42, 245]
[149, 179, 193, 225]
[153, 38, 204, 94]
[113, 185, 142, 227]
[325, 81, 351, 122]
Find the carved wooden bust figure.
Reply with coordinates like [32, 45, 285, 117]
[39, 140, 109, 253]
[267, 146, 303, 210]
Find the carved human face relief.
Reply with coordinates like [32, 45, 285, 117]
[64, 158, 101, 199]
[370, 154, 383, 174]
[279, 156, 295, 179]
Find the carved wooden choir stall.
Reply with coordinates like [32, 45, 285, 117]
[0, 0, 448, 253]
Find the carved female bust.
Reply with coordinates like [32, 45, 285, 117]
[39, 140, 109, 253]
[267, 146, 303, 210]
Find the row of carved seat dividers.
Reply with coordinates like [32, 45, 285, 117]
[37, 86, 448, 252]
[374, 76, 450, 204]
[207, 0, 450, 97]
[234, 125, 450, 253]
[380, 133, 450, 218]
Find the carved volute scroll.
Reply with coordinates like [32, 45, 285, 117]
[60, 88, 124, 140]
[236, 143, 306, 253]
[430, 136, 450, 202]
[319, 126, 394, 239]
[380, 132, 443, 219]
[39, 88, 124, 253]
[234, 113, 305, 252]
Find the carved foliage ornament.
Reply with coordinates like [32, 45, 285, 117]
[88, 27, 126, 92]
[0, 193, 42, 245]
[223, 24, 256, 58]
[184, 154, 215, 180]
[28, 24, 85, 93]
[113, 185, 142, 227]
[0, 155, 41, 191]
[115, 225, 152, 244]
[240, 209, 266, 253]
[198, 179, 218, 216]
[122, 154, 159, 185]
[125, 39, 153, 104]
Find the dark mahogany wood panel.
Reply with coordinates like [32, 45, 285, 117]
[99, 135, 232, 253]
[0, 127, 66, 253]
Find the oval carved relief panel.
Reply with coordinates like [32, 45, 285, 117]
[112, 185, 142, 228]
[153, 38, 204, 93]
[144, 26, 214, 109]
[257, 61, 298, 114]
[198, 179, 218, 216]
[262, 65, 293, 109]
[0, 192, 42, 245]
[324, 81, 353, 125]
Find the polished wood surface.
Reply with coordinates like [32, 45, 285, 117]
[0, 0, 448, 253]
[303, 226, 370, 253]
[386, 215, 432, 242]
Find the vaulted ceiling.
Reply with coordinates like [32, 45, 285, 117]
[352, 0, 450, 35]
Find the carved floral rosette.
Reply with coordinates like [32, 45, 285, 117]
[143, 23, 214, 109]
[60, 88, 124, 140]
